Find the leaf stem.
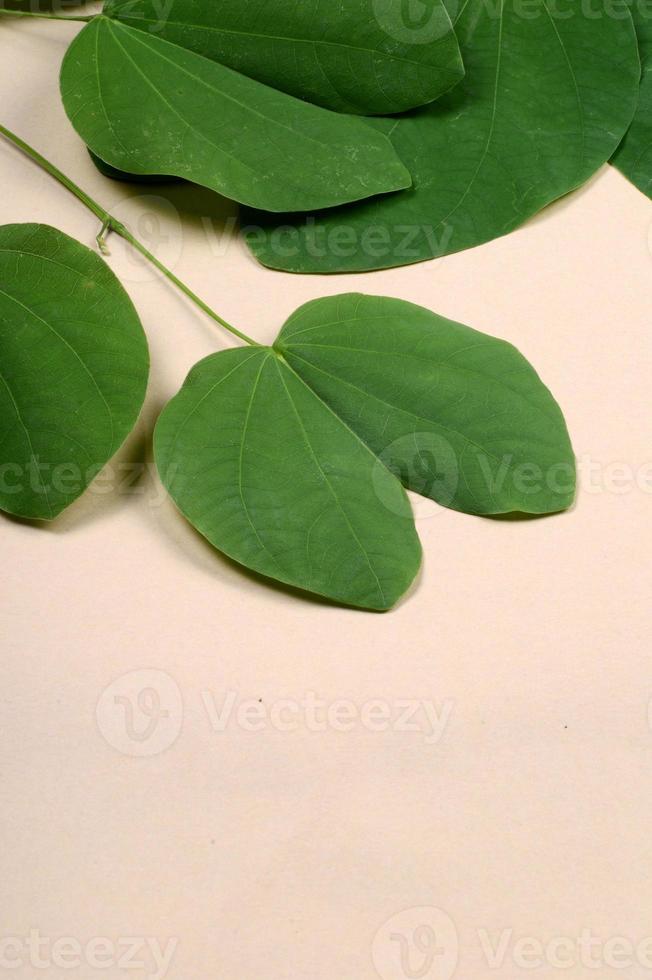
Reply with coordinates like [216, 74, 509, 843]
[0, 7, 95, 21]
[0, 123, 259, 347]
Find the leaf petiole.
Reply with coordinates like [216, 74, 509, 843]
[0, 123, 259, 347]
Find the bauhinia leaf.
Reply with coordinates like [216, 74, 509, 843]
[0, 223, 149, 520]
[243, 0, 641, 272]
[155, 294, 575, 609]
[60, 17, 411, 212]
[103, 0, 464, 116]
[611, 0, 652, 198]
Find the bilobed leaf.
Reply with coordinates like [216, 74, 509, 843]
[155, 294, 575, 609]
[244, 0, 641, 272]
[611, 0, 652, 198]
[60, 17, 411, 212]
[0, 223, 149, 520]
[104, 0, 464, 115]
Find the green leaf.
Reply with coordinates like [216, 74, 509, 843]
[60, 17, 411, 212]
[611, 0, 652, 197]
[155, 294, 575, 609]
[0, 223, 149, 521]
[243, 0, 641, 272]
[103, 0, 464, 116]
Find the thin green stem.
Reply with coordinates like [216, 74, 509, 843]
[0, 123, 259, 347]
[0, 7, 94, 21]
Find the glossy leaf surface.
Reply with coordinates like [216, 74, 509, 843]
[60, 17, 411, 212]
[104, 0, 464, 115]
[155, 294, 575, 609]
[244, 0, 641, 271]
[0, 224, 149, 520]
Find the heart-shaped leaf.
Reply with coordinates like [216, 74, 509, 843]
[612, 0, 652, 197]
[60, 17, 411, 212]
[104, 0, 464, 116]
[243, 0, 641, 272]
[155, 294, 575, 609]
[0, 223, 149, 520]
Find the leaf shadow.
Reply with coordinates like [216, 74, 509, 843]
[483, 502, 577, 523]
[154, 486, 412, 613]
[527, 166, 606, 228]
[1, 425, 150, 534]
[97, 173, 239, 249]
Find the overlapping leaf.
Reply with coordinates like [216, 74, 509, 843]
[0, 223, 149, 520]
[244, 0, 641, 272]
[612, 0, 652, 197]
[155, 294, 575, 609]
[104, 0, 464, 115]
[60, 17, 411, 212]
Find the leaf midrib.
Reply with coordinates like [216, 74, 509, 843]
[0, 368, 54, 518]
[105, 19, 373, 156]
[0, 285, 115, 454]
[111, 12, 461, 72]
[274, 356, 387, 607]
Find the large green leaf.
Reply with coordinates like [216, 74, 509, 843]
[155, 294, 575, 609]
[612, 0, 652, 197]
[103, 0, 464, 116]
[243, 0, 641, 272]
[60, 17, 411, 212]
[0, 224, 149, 521]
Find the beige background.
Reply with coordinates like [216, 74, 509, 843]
[2, 9, 652, 980]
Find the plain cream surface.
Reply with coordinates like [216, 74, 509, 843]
[2, 12, 652, 980]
